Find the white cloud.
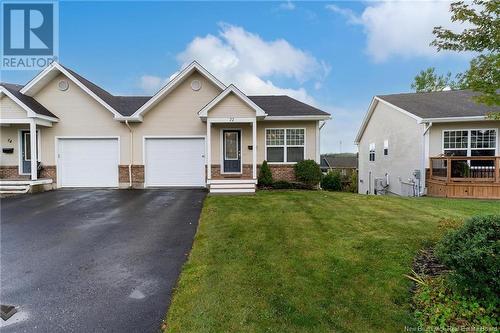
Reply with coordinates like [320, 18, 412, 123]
[139, 75, 168, 94]
[279, 1, 295, 11]
[174, 23, 330, 103]
[327, 1, 468, 62]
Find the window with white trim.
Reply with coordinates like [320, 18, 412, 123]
[443, 129, 497, 157]
[383, 139, 389, 156]
[266, 128, 305, 163]
[369, 143, 375, 162]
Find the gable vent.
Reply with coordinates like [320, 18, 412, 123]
[58, 80, 69, 91]
[191, 79, 202, 91]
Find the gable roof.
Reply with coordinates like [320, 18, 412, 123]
[0, 83, 58, 120]
[321, 154, 358, 169]
[355, 89, 500, 144]
[132, 61, 226, 118]
[377, 89, 499, 119]
[249, 95, 330, 118]
[198, 84, 267, 119]
[14, 61, 331, 121]
[21, 62, 130, 119]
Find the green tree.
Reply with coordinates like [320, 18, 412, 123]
[411, 67, 460, 92]
[431, 0, 499, 105]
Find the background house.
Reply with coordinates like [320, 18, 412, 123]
[355, 89, 500, 199]
[320, 153, 358, 176]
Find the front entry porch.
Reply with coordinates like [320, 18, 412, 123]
[0, 119, 56, 193]
[206, 118, 257, 193]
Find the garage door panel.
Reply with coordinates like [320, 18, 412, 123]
[145, 138, 205, 187]
[59, 139, 119, 187]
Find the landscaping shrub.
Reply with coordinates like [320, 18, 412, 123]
[413, 275, 498, 329]
[321, 171, 342, 191]
[272, 180, 293, 189]
[294, 160, 322, 186]
[271, 181, 314, 190]
[347, 172, 358, 193]
[435, 215, 500, 299]
[258, 161, 273, 187]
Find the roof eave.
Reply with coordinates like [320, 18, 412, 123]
[263, 115, 331, 121]
[418, 116, 488, 123]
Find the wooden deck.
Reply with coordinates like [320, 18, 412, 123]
[427, 156, 500, 199]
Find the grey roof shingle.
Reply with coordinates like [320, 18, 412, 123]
[61, 65, 150, 116]
[321, 154, 358, 169]
[1, 82, 58, 118]
[377, 89, 499, 119]
[248, 95, 330, 117]
[3, 65, 330, 119]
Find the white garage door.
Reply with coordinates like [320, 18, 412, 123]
[58, 138, 119, 187]
[145, 138, 205, 187]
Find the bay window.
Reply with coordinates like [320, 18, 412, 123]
[266, 128, 305, 163]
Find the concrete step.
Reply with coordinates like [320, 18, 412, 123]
[209, 183, 256, 189]
[0, 185, 29, 194]
[209, 187, 255, 194]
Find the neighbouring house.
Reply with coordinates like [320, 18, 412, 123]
[320, 153, 358, 176]
[355, 90, 500, 199]
[0, 61, 330, 193]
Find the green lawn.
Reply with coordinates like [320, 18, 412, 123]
[163, 191, 500, 333]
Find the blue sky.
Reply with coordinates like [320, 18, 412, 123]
[1, 1, 472, 153]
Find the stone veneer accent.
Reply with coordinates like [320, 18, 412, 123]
[211, 164, 254, 179]
[39, 165, 57, 183]
[257, 164, 296, 182]
[0, 166, 27, 180]
[119, 165, 145, 187]
[210, 164, 296, 182]
[0, 165, 57, 182]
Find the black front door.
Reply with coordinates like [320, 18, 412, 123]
[223, 130, 241, 173]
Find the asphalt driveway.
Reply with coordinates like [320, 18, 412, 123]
[0, 189, 206, 332]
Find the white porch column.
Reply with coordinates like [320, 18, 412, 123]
[252, 119, 257, 179]
[207, 120, 211, 180]
[29, 119, 37, 180]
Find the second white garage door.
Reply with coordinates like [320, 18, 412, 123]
[58, 138, 119, 187]
[145, 137, 205, 187]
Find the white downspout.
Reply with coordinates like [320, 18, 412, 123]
[421, 122, 433, 196]
[125, 120, 133, 188]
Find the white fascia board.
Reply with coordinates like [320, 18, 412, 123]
[20, 62, 123, 119]
[132, 61, 226, 118]
[263, 115, 331, 121]
[198, 84, 267, 118]
[376, 97, 423, 122]
[0, 86, 58, 123]
[20, 62, 58, 95]
[354, 97, 377, 144]
[419, 116, 488, 123]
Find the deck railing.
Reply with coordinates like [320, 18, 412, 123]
[430, 156, 500, 183]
